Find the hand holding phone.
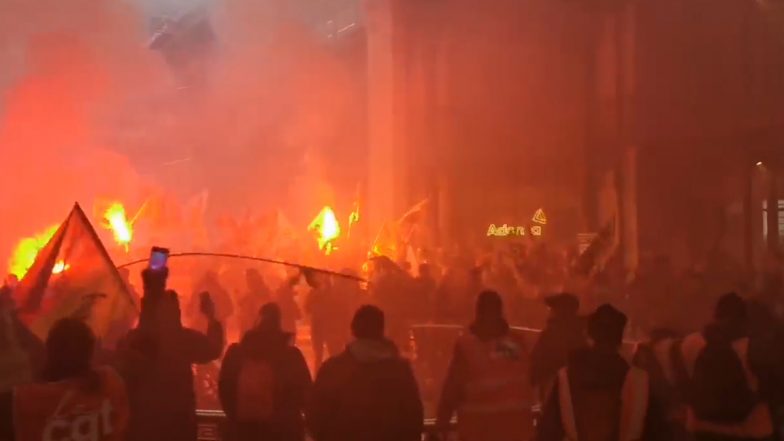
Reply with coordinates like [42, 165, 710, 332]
[149, 247, 170, 271]
[142, 246, 170, 299]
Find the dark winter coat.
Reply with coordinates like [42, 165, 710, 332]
[307, 338, 424, 441]
[218, 326, 312, 441]
[119, 319, 223, 441]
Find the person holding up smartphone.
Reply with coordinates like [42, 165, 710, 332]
[118, 247, 225, 441]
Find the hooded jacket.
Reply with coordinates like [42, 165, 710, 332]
[307, 338, 423, 441]
[219, 325, 312, 441]
[118, 310, 223, 441]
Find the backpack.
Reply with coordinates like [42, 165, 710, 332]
[688, 338, 757, 423]
[236, 358, 276, 422]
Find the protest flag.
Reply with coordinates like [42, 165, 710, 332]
[15, 203, 137, 346]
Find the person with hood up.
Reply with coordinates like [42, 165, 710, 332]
[530, 293, 587, 404]
[1, 318, 129, 441]
[538, 304, 666, 441]
[307, 305, 423, 441]
[675, 293, 777, 441]
[219, 302, 312, 441]
[435, 290, 534, 441]
[119, 268, 224, 441]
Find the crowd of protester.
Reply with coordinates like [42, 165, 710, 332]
[0, 245, 783, 441]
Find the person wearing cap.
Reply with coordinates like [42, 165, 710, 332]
[530, 293, 587, 404]
[673, 293, 777, 441]
[435, 291, 534, 441]
[219, 302, 312, 441]
[307, 305, 423, 441]
[538, 304, 666, 441]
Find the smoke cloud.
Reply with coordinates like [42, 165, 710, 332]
[0, 0, 365, 268]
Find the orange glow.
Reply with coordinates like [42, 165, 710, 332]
[308, 206, 341, 255]
[8, 225, 60, 279]
[51, 260, 70, 274]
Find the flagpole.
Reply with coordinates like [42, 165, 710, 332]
[115, 252, 367, 282]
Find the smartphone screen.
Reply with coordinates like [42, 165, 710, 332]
[149, 247, 170, 271]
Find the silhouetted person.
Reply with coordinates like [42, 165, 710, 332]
[190, 270, 234, 329]
[275, 273, 302, 336]
[219, 303, 312, 441]
[677, 293, 776, 441]
[530, 293, 587, 403]
[307, 305, 423, 441]
[371, 258, 414, 350]
[436, 291, 533, 441]
[119, 268, 224, 441]
[538, 304, 666, 441]
[238, 269, 272, 334]
[1, 318, 129, 441]
[304, 271, 340, 370]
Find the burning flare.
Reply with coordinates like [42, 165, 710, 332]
[8, 225, 60, 279]
[308, 206, 341, 255]
[101, 201, 146, 252]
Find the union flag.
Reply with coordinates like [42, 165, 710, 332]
[14, 203, 137, 346]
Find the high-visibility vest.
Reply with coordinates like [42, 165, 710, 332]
[679, 333, 774, 439]
[13, 366, 129, 441]
[457, 332, 533, 441]
[558, 365, 650, 441]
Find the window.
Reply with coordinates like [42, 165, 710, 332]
[762, 200, 784, 242]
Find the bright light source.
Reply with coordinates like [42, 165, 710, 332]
[756, 161, 764, 167]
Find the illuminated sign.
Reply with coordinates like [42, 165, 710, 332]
[487, 209, 547, 238]
[532, 208, 547, 225]
[486, 224, 543, 237]
[487, 224, 525, 237]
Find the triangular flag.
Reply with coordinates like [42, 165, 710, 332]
[14, 203, 138, 346]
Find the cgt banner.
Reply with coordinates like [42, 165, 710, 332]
[13, 367, 128, 441]
[14, 203, 137, 347]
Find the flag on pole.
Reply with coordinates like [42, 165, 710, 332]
[572, 220, 617, 277]
[14, 203, 137, 346]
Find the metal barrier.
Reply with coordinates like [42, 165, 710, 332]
[195, 323, 634, 441]
[195, 410, 457, 441]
